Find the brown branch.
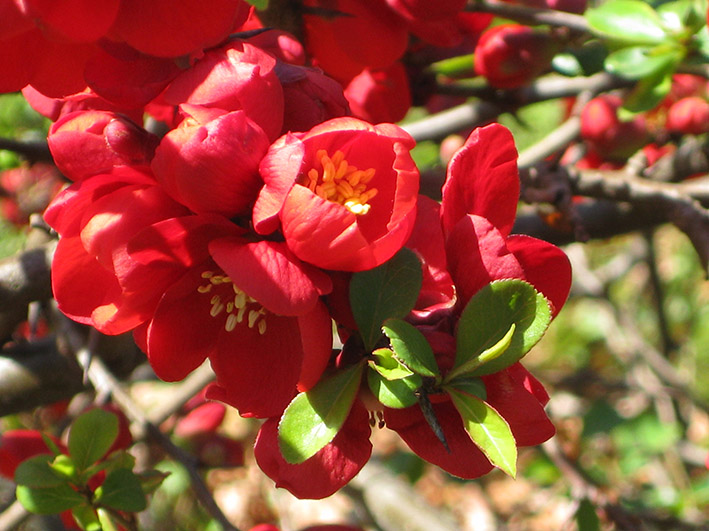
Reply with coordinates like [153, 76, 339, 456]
[66, 326, 237, 531]
[467, 0, 590, 32]
[0, 137, 53, 163]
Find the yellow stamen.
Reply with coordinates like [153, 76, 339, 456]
[302, 149, 378, 215]
[197, 270, 268, 334]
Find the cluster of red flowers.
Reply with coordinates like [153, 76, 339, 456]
[7, 0, 573, 500]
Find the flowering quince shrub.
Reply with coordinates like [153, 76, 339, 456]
[2, 408, 165, 530]
[39, 27, 571, 501]
[0, 0, 577, 512]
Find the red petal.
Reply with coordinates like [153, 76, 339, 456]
[254, 400, 372, 499]
[22, 0, 119, 42]
[145, 266, 217, 381]
[207, 313, 304, 418]
[441, 124, 519, 238]
[210, 238, 332, 316]
[385, 400, 494, 479]
[483, 366, 555, 446]
[445, 215, 525, 307]
[405, 195, 456, 318]
[112, 0, 248, 58]
[506, 235, 572, 317]
[296, 300, 334, 392]
[152, 109, 269, 217]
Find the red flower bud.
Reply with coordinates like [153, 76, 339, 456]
[474, 24, 557, 89]
[666, 96, 709, 135]
[48, 110, 159, 181]
[580, 94, 649, 160]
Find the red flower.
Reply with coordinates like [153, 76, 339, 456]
[124, 217, 334, 418]
[150, 104, 270, 217]
[48, 110, 159, 181]
[474, 24, 558, 89]
[344, 63, 412, 124]
[254, 117, 419, 272]
[161, 40, 285, 141]
[434, 123, 572, 316]
[302, 0, 409, 82]
[254, 400, 373, 499]
[0, 430, 63, 478]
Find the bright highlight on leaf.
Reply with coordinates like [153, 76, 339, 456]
[455, 279, 551, 376]
[278, 363, 364, 464]
[382, 318, 439, 378]
[448, 389, 517, 477]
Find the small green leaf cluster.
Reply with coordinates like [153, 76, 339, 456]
[277, 249, 553, 478]
[14, 408, 166, 530]
[586, 0, 708, 113]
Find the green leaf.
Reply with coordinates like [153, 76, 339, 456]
[95, 468, 147, 512]
[68, 409, 119, 472]
[586, 0, 670, 45]
[350, 248, 423, 351]
[14, 454, 64, 488]
[370, 348, 415, 380]
[382, 318, 439, 378]
[41, 433, 63, 456]
[447, 323, 515, 381]
[367, 369, 421, 409]
[657, 0, 706, 35]
[16, 483, 85, 514]
[137, 470, 170, 495]
[244, 0, 268, 8]
[552, 41, 608, 77]
[278, 363, 364, 464]
[576, 497, 601, 531]
[97, 508, 121, 531]
[604, 46, 682, 79]
[448, 389, 517, 477]
[49, 454, 78, 482]
[72, 504, 102, 531]
[443, 377, 487, 401]
[455, 279, 551, 376]
[622, 67, 675, 114]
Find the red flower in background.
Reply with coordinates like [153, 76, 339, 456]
[254, 117, 419, 272]
[474, 24, 558, 89]
[0, 0, 251, 100]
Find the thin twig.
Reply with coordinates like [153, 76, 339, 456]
[68, 327, 239, 531]
[467, 0, 590, 32]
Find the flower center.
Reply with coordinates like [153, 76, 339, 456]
[197, 271, 267, 334]
[304, 149, 378, 215]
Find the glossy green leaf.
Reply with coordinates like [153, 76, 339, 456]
[68, 409, 119, 472]
[72, 504, 102, 531]
[97, 508, 121, 531]
[455, 279, 551, 376]
[49, 454, 78, 482]
[657, 0, 705, 34]
[586, 0, 670, 45]
[244, 0, 268, 9]
[382, 318, 439, 378]
[605, 46, 682, 79]
[16, 483, 85, 514]
[448, 389, 517, 477]
[370, 348, 415, 380]
[447, 323, 515, 381]
[41, 433, 63, 456]
[137, 470, 170, 495]
[350, 248, 423, 351]
[443, 377, 487, 401]
[279, 363, 363, 464]
[14, 454, 64, 488]
[95, 468, 147, 512]
[367, 368, 421, 409]
[622, 67, 675, 114]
